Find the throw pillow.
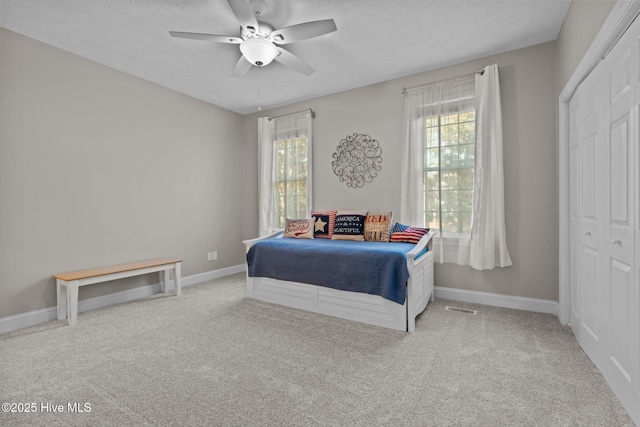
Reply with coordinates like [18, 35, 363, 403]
[283, 218, 315, 239]
[391, 222, 410, 233]
[311, 210, 337, 239]
[364, 212, 393, 242]
[331, 210, 368, 241]
[389, 225, 430, 244]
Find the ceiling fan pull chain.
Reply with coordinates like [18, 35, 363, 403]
[257, 68, 262, 111]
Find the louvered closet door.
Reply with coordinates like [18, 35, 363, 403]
[601, 24, 637, 398]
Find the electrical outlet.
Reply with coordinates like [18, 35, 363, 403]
[207, 252, 213, 261]
[212, 251, 218, 260]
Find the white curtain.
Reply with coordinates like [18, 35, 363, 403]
[258, 117, 275, 237]
[469, 64, 512, 269]
[257, 110, 313, 237]
[401, 65, 511, 269]
[401, 74, 475, 264]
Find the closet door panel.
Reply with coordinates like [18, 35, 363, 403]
[609, 258, 633, 383]
[570, 241, 580, 330]
[580, 81, 599, 229]
[609, 115, 633, 255]
[576, 69, 605, 356]
[605, 38, 636, 390]
[580, 247, 600, 344]
[580, 133, 598, 222]
[636, 106, 640, 403]
[633, 30, 640, 404]
[608, 46, 633, 245]
[569, 96, 581, 332]
[610, 49, 632, 113]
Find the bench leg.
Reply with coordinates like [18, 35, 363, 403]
[67, 281, 79, 326]
[56, 279, 67, 321]
[159, 270, 167, 293]
[174, 262, 182, 296]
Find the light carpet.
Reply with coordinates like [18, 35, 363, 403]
[0, 273, 633, 426]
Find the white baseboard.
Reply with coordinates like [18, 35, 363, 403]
[0, 264, 246, 335]
[435, 286, 559, 317]
[2, 270, 558, 335]
[181, 264, 245, 287]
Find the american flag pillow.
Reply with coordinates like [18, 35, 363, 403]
[389, 224, 430, 244]
[391, 222, 409, 233]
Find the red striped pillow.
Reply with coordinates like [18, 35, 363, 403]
[389, 226, 430, 244]
[311, 210, 337, 239]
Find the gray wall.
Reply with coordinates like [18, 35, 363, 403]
[243, 42, 559, 301]
[556, 0, 616, 93]
[0, 0, 617, 320]
[0, 28, 245, 318]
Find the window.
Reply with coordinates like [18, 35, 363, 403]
[401, 74, 475, 240]
[402, 65, 510, 268]
[273, 137, 308, 229]
[258, 110, 313, 236]
[424, 111, 475, 235]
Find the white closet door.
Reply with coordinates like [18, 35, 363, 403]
[602, 26, 636, 396]
[569, 94, 581, 339]
[570, 15, 640, 421]
[575, 64, 606, 361]
[635, 35, 640, 418]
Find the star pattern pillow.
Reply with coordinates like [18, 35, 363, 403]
[311, 210, 337, 239]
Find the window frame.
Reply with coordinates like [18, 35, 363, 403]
[272, 136, 310, 229]
[422, 107, 476, 239]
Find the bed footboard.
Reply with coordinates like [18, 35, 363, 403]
[405, 231, 435, 332]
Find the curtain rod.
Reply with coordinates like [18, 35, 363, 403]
[401, 67, 498, 94]
[266, 108, 315, 121]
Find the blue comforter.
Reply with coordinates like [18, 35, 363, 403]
[246, 238, 417, 304]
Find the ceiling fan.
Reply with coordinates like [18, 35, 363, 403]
[169, 0, 337, 77]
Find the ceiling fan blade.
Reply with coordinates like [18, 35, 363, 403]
[274, 47, 315, 76]
[227, 0, 260, 32]
[270, 19, 337, 44]
[169, 31, 242, 44]
[232, 56, 252, 77]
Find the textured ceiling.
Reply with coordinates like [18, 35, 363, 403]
[0, 0, 571, 114]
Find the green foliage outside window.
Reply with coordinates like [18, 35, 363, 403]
[273, 137, 308, 228]
[424, 111, 475, 234]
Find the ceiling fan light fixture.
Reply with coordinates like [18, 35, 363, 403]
[170, 0, 336, 76]
[240, 37, 278, 66]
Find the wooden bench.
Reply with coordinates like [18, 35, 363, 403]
[53, 258, 182, 326]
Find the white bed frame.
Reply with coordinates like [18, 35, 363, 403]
[243, 231, 435, 332]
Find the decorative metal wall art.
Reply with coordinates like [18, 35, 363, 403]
[331, 133, 383, 188]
